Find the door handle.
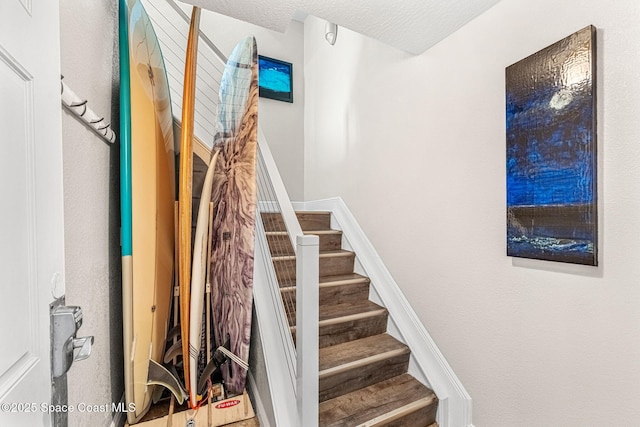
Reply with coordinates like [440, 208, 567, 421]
[51, 305, 94, 378]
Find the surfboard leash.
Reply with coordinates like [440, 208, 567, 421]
[216, 346, 248, 371]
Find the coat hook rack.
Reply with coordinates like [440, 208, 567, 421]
[60, 76, 116, 144]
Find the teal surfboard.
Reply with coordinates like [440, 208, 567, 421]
[119, 0, 183, 423]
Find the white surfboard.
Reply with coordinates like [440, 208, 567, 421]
[189, 149, 220, 407]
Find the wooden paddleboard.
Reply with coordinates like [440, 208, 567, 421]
[119, 0, 181, 423]
[178, 6, 201, 399]
[209, 36, 259, 395]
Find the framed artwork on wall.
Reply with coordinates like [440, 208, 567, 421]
[506, 25, 597, 266]
[258, 55, 293, 103]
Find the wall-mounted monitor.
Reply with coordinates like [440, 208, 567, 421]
[258, 55, 293, 103]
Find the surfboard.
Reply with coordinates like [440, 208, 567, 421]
[178, 6, 201, 399]
[188, 148, 220, 407]
[119, 0, 184, 423]
[209, 36, 259, 395]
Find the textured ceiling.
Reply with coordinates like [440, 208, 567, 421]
[179, 0, 502, 54]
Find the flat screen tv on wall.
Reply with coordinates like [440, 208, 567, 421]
[258, 55, 293, 103]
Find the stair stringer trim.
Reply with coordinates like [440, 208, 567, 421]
[293, 197, 473, 427]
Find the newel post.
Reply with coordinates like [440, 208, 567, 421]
[296, 234, 319, 427]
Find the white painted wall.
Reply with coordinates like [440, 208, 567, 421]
[59, 2, 122, 426]
[195, 8, 305, 200]
[304, 1, 640, 425]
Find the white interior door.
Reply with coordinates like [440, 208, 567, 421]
[0, 0, 65, 426]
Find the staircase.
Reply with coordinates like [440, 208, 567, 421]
[261, 211, 439, 427]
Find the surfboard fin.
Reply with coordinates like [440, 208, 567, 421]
[163, 339, 182, 364]
[196, 339, 231, 394]
[150, 381, 165, 404]
[166, 324, 181, 343]
[147, 359, 188, 405]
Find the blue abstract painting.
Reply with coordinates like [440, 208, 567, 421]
[506, 26, 597, 266]
[258, 55, 293, 103]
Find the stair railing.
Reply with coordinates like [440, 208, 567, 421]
[144, 1, 318, 425]
[255, 132, 319, 426]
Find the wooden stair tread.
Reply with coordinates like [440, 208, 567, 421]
[271, 250, 355, 282]
[266, 229, 342, 255]
[271, 249, 354, 261]
[288, 300, 385, 327]
[318, 334, 412, 402]
[319, 374, 438, 427]
[261, 211, 332, 232]
[317, 249, 354, 257]
[318, 273, 370, 285]
[319, 300, 385, 322]
[294, 210, 332, 215]
[287, 299, 387, 348]
[281, 273, 371, 311]
[280, 273, 370, 289]
[265, 229, 342, 236]
[273, 250, 356, 278]
[319, 334, 408, 374]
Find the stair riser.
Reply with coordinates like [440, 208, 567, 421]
[261, 212, 331, 232]
[289, 312, 388, 348]
[317, 233, 342, 252]
[319, 254, 355, 277]
[272, 259, 296, 282]
[320, 281, 370, 305]
[382, 406, 439, 427]
[265, 235, 293, 255]
[281, 281, 370, 306]
[297, 213, 331, 230]
[267, 232, 342, 255]
[319, 351, 410, 402]
[273, 254, 355, 282]
[319, 314, 388, 348]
